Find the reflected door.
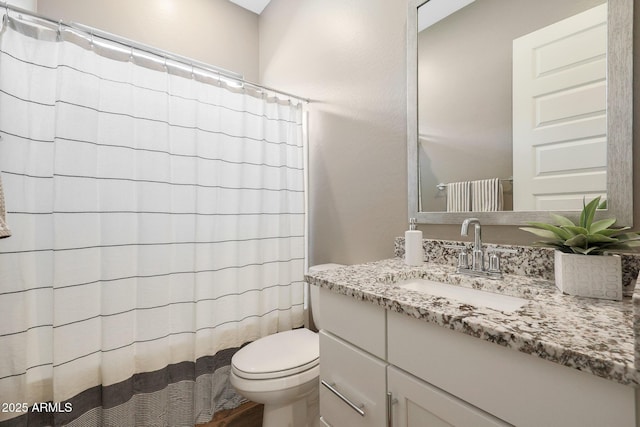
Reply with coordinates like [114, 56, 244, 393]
[512, 4, 607, 211]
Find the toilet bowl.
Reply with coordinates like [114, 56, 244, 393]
[230, 263, 343, 427]
[230, 329, 320, 427]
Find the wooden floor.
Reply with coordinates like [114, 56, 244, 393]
[196, 401, 263, 427]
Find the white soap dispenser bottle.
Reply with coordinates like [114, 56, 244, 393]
[404, 218, 423, 266]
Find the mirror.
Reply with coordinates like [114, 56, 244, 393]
[407, 0, 633, 225]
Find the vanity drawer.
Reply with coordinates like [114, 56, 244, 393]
[319, 330, 387, 427]
[318, 286, 386, 358]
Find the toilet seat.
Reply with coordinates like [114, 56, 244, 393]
[230, 364, 319, 396]
[231, 329, 319, 380]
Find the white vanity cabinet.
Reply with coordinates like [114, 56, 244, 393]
[318, 288, 388, 427]
[387, 310, 639, 427]
[318, 286, 640, 427]
[319, 287, 506, 426]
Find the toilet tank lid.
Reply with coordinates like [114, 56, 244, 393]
[308, 263, 344, 274]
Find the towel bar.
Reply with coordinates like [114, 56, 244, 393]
[436, 177, 512, 191]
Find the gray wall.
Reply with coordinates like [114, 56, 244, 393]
[260, 0, 640, 258]
[259, 0, 408, 265]
[37, 0, 260, 82]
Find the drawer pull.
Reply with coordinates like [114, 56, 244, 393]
[321, 380, 366, 417]
[387, 392, 398, 427]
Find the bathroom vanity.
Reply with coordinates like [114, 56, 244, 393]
[308, 259, 640, 427]
[338, 0, 640, 423]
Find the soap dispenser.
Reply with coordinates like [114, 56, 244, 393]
[404, 218, 424, 266]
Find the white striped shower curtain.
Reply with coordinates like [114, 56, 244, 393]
[0, 15, 305, 427]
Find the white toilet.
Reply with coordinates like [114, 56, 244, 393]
[230, 263, 343, 427]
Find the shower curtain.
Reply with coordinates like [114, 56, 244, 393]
[0, 14, 305, 427]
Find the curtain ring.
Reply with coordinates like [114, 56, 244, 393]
[190, 64, 195, 79]
[57, 20, 63, 40]
[89, 32, 94, 49]
[163, 57, 167, 71]
[129, 46, 134, 63]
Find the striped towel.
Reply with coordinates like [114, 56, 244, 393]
[446, 181, 471, 212]
[0, 174, 11, 238]
[471, 178, 503, 212]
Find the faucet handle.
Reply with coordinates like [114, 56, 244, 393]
[486, 248, 516, 274]
[444, 244, 469, 269]
[458, 250, 469, 270]
[488, 252, 500, 273]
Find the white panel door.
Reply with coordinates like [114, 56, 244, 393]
[512, 4, 607, 211]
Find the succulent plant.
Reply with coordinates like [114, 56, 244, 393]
[519, 196, 640, 255]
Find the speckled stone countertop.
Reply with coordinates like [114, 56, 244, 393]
[306, 258, 640, 387]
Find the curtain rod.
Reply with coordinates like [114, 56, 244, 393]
[1, 1, 310, 104]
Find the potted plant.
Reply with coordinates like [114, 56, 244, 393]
[520, 197, 640, 300]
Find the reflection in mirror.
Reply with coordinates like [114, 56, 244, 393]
[407, 0, 633, 225]
[417, 0, 608, 213]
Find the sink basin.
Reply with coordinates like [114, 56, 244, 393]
[395, 278, 528, 312]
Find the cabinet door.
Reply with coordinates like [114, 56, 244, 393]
[320, 331, 387, 427]
[387, 310, 637, 426]
[388, 367, 510, 427]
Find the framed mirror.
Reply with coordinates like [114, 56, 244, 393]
[407, 0, 633, 225]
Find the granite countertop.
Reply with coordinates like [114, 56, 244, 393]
[306, 258, 640, 387]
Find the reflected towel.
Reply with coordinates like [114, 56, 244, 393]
[446, 181, 471, 212]
[471, 178, 503, 212]
[0, 174, 11, 238]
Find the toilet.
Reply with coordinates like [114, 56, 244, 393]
[230, 263, 343, 427]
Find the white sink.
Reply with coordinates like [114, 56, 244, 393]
[395, 278, 528, 313]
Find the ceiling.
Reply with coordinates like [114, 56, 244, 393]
[418, 0, 475, 32]
[229, 0, 271, 15]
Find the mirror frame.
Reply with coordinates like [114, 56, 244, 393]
[407, 0, 633, 225]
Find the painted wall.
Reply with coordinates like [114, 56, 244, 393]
[7, 0, 37, 11]
[259, 0, 640, 261]
[259, 0, 408, 266]
[37, 0, 259, 81]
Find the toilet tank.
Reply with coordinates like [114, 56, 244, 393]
[308, 263, 344, 330]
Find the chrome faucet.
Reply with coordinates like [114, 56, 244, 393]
[449, 218, 516, 279]
[461, 218, 483, 271]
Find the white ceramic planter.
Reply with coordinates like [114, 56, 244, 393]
[554, 251, 622, 300]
